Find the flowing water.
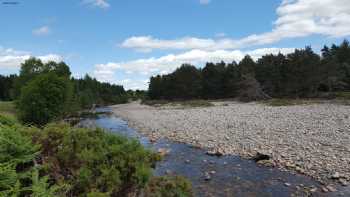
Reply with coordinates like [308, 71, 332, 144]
[78, 107, 349, 197]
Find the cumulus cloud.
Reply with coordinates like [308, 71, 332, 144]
[32, 26, 50, 36]
[93, 47, 295, 89]
[115, 79, 149, 90]
[122, 0, 350, 52]
[83, 0, 110, 9]
[0, 47, 63, 70]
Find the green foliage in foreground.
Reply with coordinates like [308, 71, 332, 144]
[0, 115, 191, 196]
[33, 123, 161, 196]
[144, 176, 193, 197]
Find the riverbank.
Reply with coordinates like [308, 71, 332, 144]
[111, 101, 350, 187]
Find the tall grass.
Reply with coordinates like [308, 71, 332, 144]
[0, 102, 17, 121]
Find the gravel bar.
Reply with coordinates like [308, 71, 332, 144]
[111, 101, 350, 184]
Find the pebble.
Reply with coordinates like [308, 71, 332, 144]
[310, 187, 317, 193]
[284, 182, 291, 187]
[157, 148, 171, 157]
[332, 172, 340, 179]
[165, 170, 172, 175]
[339, 179, 348, 186]
[326, 185, 337, 192]
[204, 172, 211, 181]
[321, 187, 329, 193]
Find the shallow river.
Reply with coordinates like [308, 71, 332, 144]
[78, 107, 348, 197]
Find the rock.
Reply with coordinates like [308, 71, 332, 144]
[284, 182, 291, 187]
[185, 159, 190, 164]
[296, 167, 305, 174]
[339, 179, 348, 186]
[253, 151, 271, 162]
[331, 172, 340, 179]
[149, 137, 157, 143]
[310, 187, 317, 193]
[157, 148, 171, 157]
[321, 187, 328, 192]
[206, 148, 224, 156]
[257, 159, 274, 167]
[204, 172, 211, 181]
[165, 170, 172, 175]
[326, 185, 337, 192]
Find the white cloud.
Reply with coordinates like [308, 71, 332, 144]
[32, 26, 50, 36]
[93, 47, 295, 89]
[122, 0, 350, 52]
[0, 47, 63, 70]
[199, 0, 211, 5]
[115, 79, 149, 90]
[83, 0, 110, 9]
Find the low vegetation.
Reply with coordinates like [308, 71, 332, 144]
[144, 176, 193, 197]
[0, 115, 192, 196]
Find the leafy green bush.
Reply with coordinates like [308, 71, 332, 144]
[17, 73, 72, 126]
[335, 91, 350, 100]
[144, 176, 193, 197]
[31, 123, 161, 196]
[1, 121, 192, 196]
[0, 114, 18, 126]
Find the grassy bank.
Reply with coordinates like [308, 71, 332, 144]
[0, 101, 17, 122]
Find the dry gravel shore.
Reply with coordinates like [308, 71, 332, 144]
[111, 101, 350, 184]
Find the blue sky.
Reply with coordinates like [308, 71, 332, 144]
[0, 0, 349, 89]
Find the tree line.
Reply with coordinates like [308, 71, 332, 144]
[148, 40, 350, 101]
[0, 58, 129, 125]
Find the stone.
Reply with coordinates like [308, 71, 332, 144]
[284, 182, 291, 187]
[165, 170, 172, 175]
[253, 151, 271, 162]
[331, 172, 340, 179]
[157, 148, 171, 157]
[204, 172, 211, 181]
[321, 187, 329, 193]
[257, 159, 274, 167]
[326, 185, 337, 192]
[310, 187, 317, 193]
[206, 148, 224, 157]
[339, 179, 348, 186]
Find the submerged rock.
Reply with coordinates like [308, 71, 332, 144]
[158, 148, 171, 157]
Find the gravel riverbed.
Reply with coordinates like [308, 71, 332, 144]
[111, 101, 350, 185]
